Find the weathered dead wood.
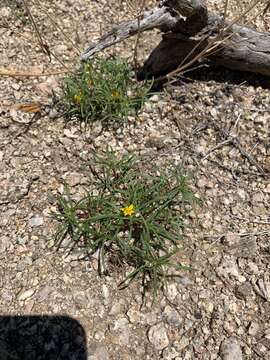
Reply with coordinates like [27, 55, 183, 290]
[81, 7, 178, 61]
[81, 0, 270, 78]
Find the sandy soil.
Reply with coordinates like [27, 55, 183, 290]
[0, 1, 269, 359]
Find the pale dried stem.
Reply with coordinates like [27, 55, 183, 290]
[0, 69, 70, 78]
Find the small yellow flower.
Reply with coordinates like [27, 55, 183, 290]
[85, 63, 92, 73]
[121, 204, 135, 217]
[111, 90, 120, 99]
[74, 93, 82, 104]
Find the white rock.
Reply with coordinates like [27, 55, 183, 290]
[63, 128, 78, 139]
[166, 283, 178, 301]
[148, 323, 169, 350]
[63, 172, 82, 187]
[0, 7, 12, 18]
[149, 94, 159, 103]
[111, 318, 130, 346]
[0, 236, 9, 253]
[18, 289, 35, 301]
[88, 342, 109, 360]
[162, 306, 182, 327]
[102, 284, 110, 305]
[28, 216, 44, 227]
[248, 321, 260, 336]
[126, 308, 141, 324]
[109, 299, 125, 315]
[217, 258, 246, 282]
[220, 337, 243, 360]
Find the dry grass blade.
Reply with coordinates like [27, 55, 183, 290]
[21, 0, 51, 58]
[33, 0, 82, 55]
[19, 0, 74, 73]
[223, 0, 230, 22]
[13, 102, 42, 113]
[127, 0, 147, 71]
[0, 68, 70, 78]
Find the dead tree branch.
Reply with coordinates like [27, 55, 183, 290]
[81, 0, 270, 78]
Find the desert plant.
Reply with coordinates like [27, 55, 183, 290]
[54, 149, 198, 297]
[62, 57, 151, 123]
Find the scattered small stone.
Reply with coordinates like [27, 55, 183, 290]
[63, 128, 78, 139]
[18, 289, 35, 301]
[145, 136, 165, 150]
[220, 337, 243, 360]
[63, 172, 82, 187]
[148, 323, 169, 351]
[0, 236, 9, 253]
[109, 299, 125, 315]
[235, 281, 254, 299]
[126, 308, 141, 324]
[28, 215, 44, 227]
[248, 321, 260, 336]
[47, 191, 57, 205]
[49, 108, 59, 119]
[0, 7, 12, 18]
[166, 283, 178, 302]
[88, 342, 109, 360]
[217, 258, 246, 282]
[162, 345, 179, 359]
[102, 284, 110, 305]
[110, 318, 130, 345]
[253, 279, 270, 301]
[226, 235, 258, 258]
[36, 285, 53, 302]
[1, 289, 13, 302]
[149, 94, 159, 103]
[162, 305, 182, 327]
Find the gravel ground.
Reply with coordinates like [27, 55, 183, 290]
[0, 1, 270, 359]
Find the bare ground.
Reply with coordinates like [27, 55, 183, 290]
[0, 1, 269, 359]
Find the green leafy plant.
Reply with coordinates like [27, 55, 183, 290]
[54, 149, 197, 296]
[62, 57, 151, 123]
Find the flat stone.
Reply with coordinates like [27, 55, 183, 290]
[102, 284, 110, 305]
[149, 94, 159, 103]
[217, 258, 246, 282]
[110, 318, 130, 346]
[36, 285, 53, 302]
[28, 216, 44, 227]
[220, 337, 242, 360]
[18, 289, 35, 301]
[162, 306, 182, 327]
[0, 236, 9, 253]
[148, 323, 169, 351]
[248, 321, 260, 336]
[231, 237, 257, 258]
[109, 299, 125, 315]
[88, 342, 109, 360]
[166, 283, 178, 302]
[126, 308, 141, 324]
[235, 281, 254, 299]
[63, 172, 82, 187]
